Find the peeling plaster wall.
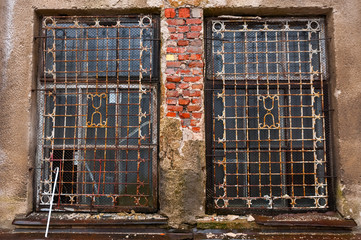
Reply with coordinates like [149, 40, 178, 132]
[0, 0, 33, 229]
[159, 118, 205, 228]
[0, 0, 361, 230]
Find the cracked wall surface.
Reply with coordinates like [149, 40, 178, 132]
[0, 0, 361, 230]
[159, 118, 205, 227]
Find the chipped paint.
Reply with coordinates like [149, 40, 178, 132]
[334, 89, 341, 98]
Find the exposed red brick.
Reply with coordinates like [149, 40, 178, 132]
[191, 25, 202, 32]
[178, 8, 190, 18]
[166, 62, 182, 68]
[187, 46, 202, 53]
[177, 40, 189, 46]
[166, 98, 177, 104]
[167, 47, 185, 53]
[192, 83, 203, 89]
[165, 8, 176, 18]
[167, 105, 183, 112]
[190, 90, 201, 97]
[165, 68, 176, 74]
[190, 54, 202, 60]
[191, 68, 202, 75]
[168, 27, 177, 32]
[164, 12, 205, 126]
[187, 32, 200, 39]
[189, 61, 203, 68]
[165, 83, 176, 89]
[170, 33, 184, 40]
[178, 98, 190, 105]
[167, 19, 185, 26]
[179, 112, 191, 118]
[166, 75, 181, 82]
[166, 112, 177, 117]
[192, 112, 202, 118]
[183, 90, 190, 96]
[190, 39, 202, 47]
[179, 83, 190, 89]
[178, 54, 190, 61]
[167, 90, 179, 97]
[186, 19, 202, 25]
[192, 127, 201, 133]
[191, 98, 201, 104]
[188, 104, 201, 111]
[184, 76, 201, 82]
[190, 119, 199, 126]
[177, 26, 189, 32]
[177, 69, 191, 74]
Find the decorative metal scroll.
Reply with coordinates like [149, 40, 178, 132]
[207, 17, 329, 211]
[87, 93, 108, 128]
[259, 95, 280, 129]
[36, 15, 158, 211]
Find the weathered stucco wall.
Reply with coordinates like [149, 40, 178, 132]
[1, 0, 361, 230]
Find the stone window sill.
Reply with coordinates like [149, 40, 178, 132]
[196, 212, 356, 230]
[13, 212, 168, 228]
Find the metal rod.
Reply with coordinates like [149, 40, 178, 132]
[37, 15, 158, 211]
[207, 17, 329, 210]
[45, 167, 59, 238]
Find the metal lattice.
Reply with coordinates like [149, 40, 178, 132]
[36, 15, 159, 212]
[206, 17, 329, 211]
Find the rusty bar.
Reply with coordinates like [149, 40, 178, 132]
[206, 17, 328, 212]
[36, 15, 159, 211]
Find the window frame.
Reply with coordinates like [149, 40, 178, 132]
[205, 16, 333, 214]
[35, 14, 160, 213]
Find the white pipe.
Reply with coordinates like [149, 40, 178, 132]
[45, 167, 59, 238]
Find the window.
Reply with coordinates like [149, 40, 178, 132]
[36, 15, 159, 212]
[205, 17, 330, 212]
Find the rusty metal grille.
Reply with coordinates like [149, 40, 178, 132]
[205, 17, 329, 211]
[36, 15, 159, 212]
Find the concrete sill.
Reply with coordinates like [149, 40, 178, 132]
[12, 212, 168, 228]
[197, 212, 357, 230]
[254, 212, 357, 229]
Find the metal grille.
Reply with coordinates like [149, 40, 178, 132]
[205, 17, 329, 211]
[36, 15, 159, 212]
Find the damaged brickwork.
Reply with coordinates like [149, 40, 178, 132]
[164, 7, 204, 133]
[158, 6, 206, 228]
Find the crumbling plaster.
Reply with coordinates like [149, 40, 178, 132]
[0, 0, 361, 230]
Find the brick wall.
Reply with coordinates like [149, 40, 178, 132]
[164, 7, 203, 133]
